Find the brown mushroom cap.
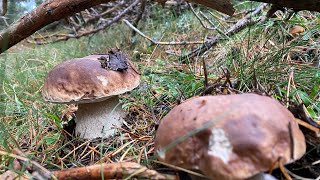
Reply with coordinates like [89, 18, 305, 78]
[154, 94, 306, 180]
[42, 55, 140, 104]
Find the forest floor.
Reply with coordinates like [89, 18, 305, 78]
[0, 2, 319, 179]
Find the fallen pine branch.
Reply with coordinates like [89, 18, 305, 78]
[0, 0, 116, 54]
[27, 0, 140, 45]
[179, 3, 268, 63]
[52, 162, 176, 180]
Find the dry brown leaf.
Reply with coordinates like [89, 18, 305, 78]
[289, 25, 305, 37]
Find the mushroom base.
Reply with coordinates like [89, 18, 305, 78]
[75, 96, 125, 139]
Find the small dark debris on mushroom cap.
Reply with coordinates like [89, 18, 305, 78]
[98, 48, 129, 71]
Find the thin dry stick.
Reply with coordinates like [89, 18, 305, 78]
[98, 140, 136, 163]
[82, 145, 114, 163]
[284, 166, 315, 180]
[29, 0, 140, 45]
[188, 3, 215, 30]
[191, 9, 226, 35]
[153, 160, 209, 179]
[137, 140, 151, 164]
[123, 19, 205, 45]
[294, 118, 320, 137]
[132, 0, 146, 36]
[207, 11, 229, 28]
[60, 140, 91, 162]
[88, 145, 102, 155]
[85, 2, 125, 24]
[200, 11, 228, 38]
[120, 141, 137, 161]
[117, 127, 140, 138]
[79, 143, 89, 157]
[278, 159, 292, 180]
[313, 159, 320, 166]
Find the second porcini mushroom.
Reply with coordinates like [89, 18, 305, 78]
[42, 52, 140, 139]
[155, 93, 306, 180]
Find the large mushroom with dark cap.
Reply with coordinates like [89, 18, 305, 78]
[155, 93, 306, 180]
[42, 50, 140, 139]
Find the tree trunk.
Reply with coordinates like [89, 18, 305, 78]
[0, 0, 114, 54]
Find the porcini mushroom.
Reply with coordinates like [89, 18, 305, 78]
[155, 93, 306, 180]
[42, 54, 140, 139]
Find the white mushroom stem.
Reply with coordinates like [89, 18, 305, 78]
[75, 96, 125, 139]
[246, 173, 278, 180]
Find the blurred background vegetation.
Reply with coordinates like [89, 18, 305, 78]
[0, 0, 319, 179]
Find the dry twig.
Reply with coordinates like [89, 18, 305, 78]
[28, 0, 140, 44]
[132, 0, 147, 36]
[294, 118, 320, 137]
[278, 158, 292, 180]
[123, 19, 205, 45]
[153, 160, 208, 179]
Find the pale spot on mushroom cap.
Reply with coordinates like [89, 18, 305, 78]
[208, 128, 232, 164]
[97, 75, 108, 87]
[157, 148, 166, 160]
